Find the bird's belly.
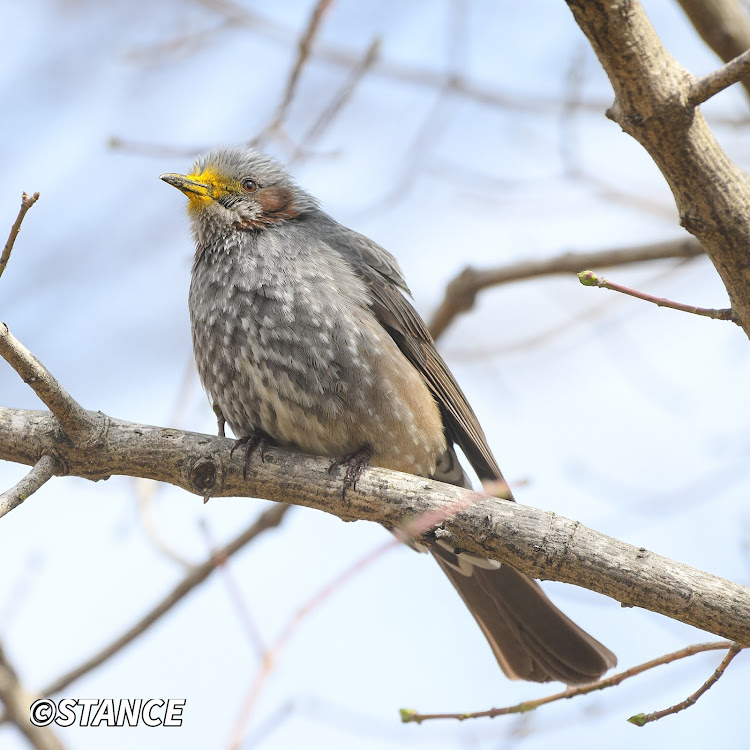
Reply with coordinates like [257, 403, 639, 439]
[190, 285, 446, 477]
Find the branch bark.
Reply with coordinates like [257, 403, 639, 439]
[565, 0, 750, 338]
[0, 454, 59, 519]
[0, 323, 99, 440]
[677, 0, 750, 102]
[2, 406, 749, 646]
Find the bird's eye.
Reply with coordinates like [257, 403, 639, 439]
[241, 178, 258, 193]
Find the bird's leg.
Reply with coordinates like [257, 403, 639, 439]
[328, 445, 373, 500]
[213, 403, 226, 438]
[230, 429, 275, 479]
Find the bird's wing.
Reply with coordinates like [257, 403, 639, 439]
[321, 218, 504, 484]
[318, 213, 412, 293]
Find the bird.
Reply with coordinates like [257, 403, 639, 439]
[160, 146, 616, 684]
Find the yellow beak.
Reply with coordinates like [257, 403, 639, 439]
[159, 173, 214, 199]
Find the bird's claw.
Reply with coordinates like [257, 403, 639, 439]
[329, 445, 373, 500]
[231, 431, 274, 479]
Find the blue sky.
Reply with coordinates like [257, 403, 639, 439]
[1, 1, 748, 749]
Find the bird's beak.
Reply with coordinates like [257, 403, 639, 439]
[159, 173, 214, 199]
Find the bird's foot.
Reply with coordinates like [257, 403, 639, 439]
[328, 445, 373, 500]
[230, 430, 275, 479]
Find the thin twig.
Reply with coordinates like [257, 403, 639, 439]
[400, 640, 735, 723]
[689, 47, 750, 105]
[677, 0, 750, 102]
[295, 36, 381, 156]
[199, 518, 267, 659]
[253, 0, 336, 144]
[629, 642, 744, 726]
[0, 191, 40, 281]
[0, 641, 66, 750]
[228, 538, 398, 750]
[131, 2, 611, 116]
[0, 324, 99, 438]
[578, 270, 737, 323]
[33, 503, 289, 700]
[428, 238, 704, 340]
[0, 454, 59, 520]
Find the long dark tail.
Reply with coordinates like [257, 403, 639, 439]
[432, 546, 616, 684]
[432, 447, 616, 684]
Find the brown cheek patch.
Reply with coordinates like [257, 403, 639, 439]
[255, 186, 299, 220]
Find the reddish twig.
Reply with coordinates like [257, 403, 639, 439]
[628, 642, 745, 726]
[228, 537, 398, 749]
[401, 640, 736, 724]
[0, 191, 40, 281]
[578, 270, 737, 323]
[199, 518, 267, 659]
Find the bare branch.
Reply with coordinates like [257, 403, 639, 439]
[628, 642, 745, 726]
[0, 642, 66, 750]
[1, 405, 749, 646]
[689, 47, 750, 106]
[254, 0, 336, 144]
[677, 0, 750, 102]
[229, 538, 396, 749]
[37, 503, 289, 699]
[0, 324, 100, 440]
[0, 191, 40, 281]
[0, 454, 59, 519]
[198, 518, 267, 658]
[578, 270, 737, 322]
[428, 238, 704, 340]
[401, 640, 737, 723]
[296, 37, 381, 155]
[129, 2, 612, 117]
[566, 0, 750, 337]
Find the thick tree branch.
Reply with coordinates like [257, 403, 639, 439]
[428, 238, 703, 340]
[565, 0, 750, 337]
[2, 406, 749, 646]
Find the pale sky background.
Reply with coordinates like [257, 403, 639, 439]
[1, 1, 749, 749]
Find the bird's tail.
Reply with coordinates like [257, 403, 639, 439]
[432, 446, 616, 684]
[431, 546, 616, 684]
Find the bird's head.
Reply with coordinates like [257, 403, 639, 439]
[160, 147, 318, 237]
